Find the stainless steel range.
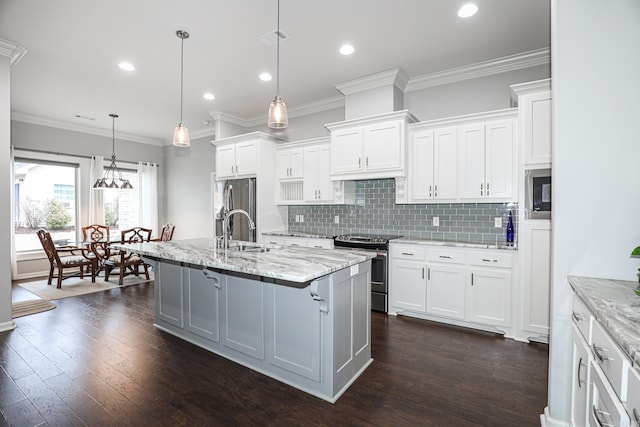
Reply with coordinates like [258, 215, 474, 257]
[333, 234, 402, 313]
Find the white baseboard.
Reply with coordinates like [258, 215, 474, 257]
[0, 320, 16, 333]
[540, 406, 571, 427]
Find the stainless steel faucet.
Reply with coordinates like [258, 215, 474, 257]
[222, 209, 256, 249]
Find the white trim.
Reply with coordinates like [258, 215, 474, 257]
[325, 109, 417, 131]
[0, 321, 16, 332]
[405, 48, 551, 92]
[510, 78, 552, 98]
[407, 108, 518, 129]
[11, 112, 164, 146]
[335, 68, 410, 95]
[0, 38, 27, 67]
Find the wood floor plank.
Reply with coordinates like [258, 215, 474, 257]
[5, 280, 548, 426]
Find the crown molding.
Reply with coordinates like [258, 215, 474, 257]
[208, 111, 251, 128]
[405, 48, 550, 92]
[11, 112, 163, 146]
[510, 78, 551, 98]
[0, 39, 27, 67]
[336, 68, 409, 95]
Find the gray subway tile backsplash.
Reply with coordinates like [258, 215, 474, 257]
[288, 179, 518, 245]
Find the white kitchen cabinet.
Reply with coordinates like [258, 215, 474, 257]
[408, 127, 457, 202]
[216, 139, 258, 179]
[520, 220, 551, 339]
[390, 259, 427, 312]
[326, 110, 416, 181]
[276, 147, 303, 180]
[426, 263, 466, 320]
[458, 120, 515, 201]
[510, 79, 552, 169]
[626, 367, 640, 426]
[303, 143, 333, 202]
[571, 325, 591, 427]
[467, 266, 512, 328]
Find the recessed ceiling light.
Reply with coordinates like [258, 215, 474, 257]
[203, 93, 215, 100]
[458, 3, 478, 18]
[259, 72, 272, 81]
[118, 62, 135, 71]
[339, 44, 355, 56]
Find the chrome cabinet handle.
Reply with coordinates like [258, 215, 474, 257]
[486, 182, 490, 196]
[481, 258, 498, 263]
[359, 157, 361, 168]
[422, 267, 425, 280]
[571, 311, 585, 323]
[633, 408, 640, 425]
[231, 165, 234, 174]
[471, 272, 474, 286]
[480, 183, 483, 196]
[401, 252, 414, 256]
[577, 357, 588, 388]
[592, 405, 613, 427]
[366, 157, 369, 167]
[429, 185, 432, 198]
[439, 255, 451, 259]
[434, 184, 438, 197]
[592, 344, 612, 362]
[427, 268, 430, 280]
[317, 189, 320, 199]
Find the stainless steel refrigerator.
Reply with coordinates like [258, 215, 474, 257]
[213, 177, 257, 242]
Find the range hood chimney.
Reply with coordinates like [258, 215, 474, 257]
[335, 68, 409, 120]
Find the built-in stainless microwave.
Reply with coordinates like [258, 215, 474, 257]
[525, 169, 552, 219]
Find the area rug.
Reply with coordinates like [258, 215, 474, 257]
[12, 299, 57, 318]
[18, 273, 154, 301]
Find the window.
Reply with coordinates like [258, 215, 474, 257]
[14, 160, 78, 252]
[103, 169, 140, 235]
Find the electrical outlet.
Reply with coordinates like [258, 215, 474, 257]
[494, 217, 503, 228]
[300, 215, 304, 223]
[432, 216, 439, 227]
[295, 215, 300, 223]
[334, 215, 340, 224]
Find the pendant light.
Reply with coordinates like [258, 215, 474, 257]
[173, 30, 190, 147]
[93, 114, 133, 190]
[267, 0, 288, 128]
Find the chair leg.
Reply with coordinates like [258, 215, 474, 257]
[79, 265, 84, 279]
[57, 269, 63, 289]
[104, 263, 111, 281]
[144, 263, 150, 280]
[47, 265, 54, 285]
[119, 265, 125, 286]
[90, 260, 97, 283]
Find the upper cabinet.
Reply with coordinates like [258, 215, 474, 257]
[510, 79, 552, 169]
[213, 132, 284, 179]
[325, 110, 417, 181]
[408, 127, 457, 202]
[458, 119, 516, 201]
[276, 147, 304, 180]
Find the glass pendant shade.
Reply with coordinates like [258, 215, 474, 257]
[268, 96, 288, 128]
[172, 122, 190, 147]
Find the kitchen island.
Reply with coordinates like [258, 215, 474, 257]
[111, 238, 375, 403]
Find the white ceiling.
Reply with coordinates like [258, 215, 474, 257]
[0, 0, 550, 145]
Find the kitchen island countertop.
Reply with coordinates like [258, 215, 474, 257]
[111, 238, 374, 284]
[569, 276, 640, 368]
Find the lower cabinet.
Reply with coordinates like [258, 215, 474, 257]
[186, 268, 220, 342]
[221, 273, 264, 359]
[156, 260, 184, 328]
[389, 243, 513, 334]
[571, 324, 591, 427]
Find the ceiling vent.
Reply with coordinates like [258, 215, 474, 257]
[258, 29, 289, 46]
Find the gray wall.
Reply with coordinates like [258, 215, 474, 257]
[163, 135, 215, 239]
[289, 179, 518, 245]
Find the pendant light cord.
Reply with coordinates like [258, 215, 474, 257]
[276, 0, 280, 98]
[180, 35, 184, 123]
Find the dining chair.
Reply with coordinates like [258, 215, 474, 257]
[155, 223, 175, 242]
[104, 227, 152, 286]
[81, 224, 117, 269]
[37, 229, 97, 288]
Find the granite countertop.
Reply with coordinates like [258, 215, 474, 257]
[261, 230, 334, 239]
[111, 238, 374, 284]
[394, 237, 517, 251]
[568, 276, 640, 368]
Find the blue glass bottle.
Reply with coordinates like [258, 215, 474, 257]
[506, 210, 514, 245]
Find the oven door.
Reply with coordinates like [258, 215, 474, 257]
[370, 251, 388, 313]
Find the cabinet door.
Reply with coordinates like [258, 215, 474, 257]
[316, 145, 333, 202]
[186, 268, 220, 342]
[235, 140, 258, 176]
[426, 264, 466, 320]
[467, 267, 511, 327]
[571, 326, 591, 427]
[521, 221, 551, 336]
[216, 145, 237, 178]
[524, 91, 552, 167]
[364, 120, 402, 171]
[409, 130, 434, 201]
[303, 146, 319, 201]
[266, 282, 321, 381]
[156, 261, 184, 328]
[484, 120, 514, 199]
[221, 274, 264, 359]
[276, 150, 291, 179]
[390, 260, 426, 312]
[278, 148, 304, 179]
[288, 149, 304, 178]
[458, 124, 486, 199]
[433, 127, 458, 200]
[331, 128, 363, 174]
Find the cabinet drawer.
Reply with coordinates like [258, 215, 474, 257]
[626, 367, 640, 426]
[391, 244, 426, 261]
[592, 319, 629, 401]
[590, 363, 630, 427]
[572, 295, 593, 344]
[307, 239, 333, 249]
[426, 249, 465, 264]
[468, 251, 512, 268]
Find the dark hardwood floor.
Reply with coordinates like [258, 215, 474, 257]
[3, 281, 548, 426]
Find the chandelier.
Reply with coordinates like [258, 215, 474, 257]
[93, 114, 133, 190]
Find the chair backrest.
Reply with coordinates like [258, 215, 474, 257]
[121, 227, 152, 244]
[82, 224, 110, 242]
[159, 223, 175, 241]
[37, 229, 61, 265]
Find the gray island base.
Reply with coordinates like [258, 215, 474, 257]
[112, 238, 374, 403]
